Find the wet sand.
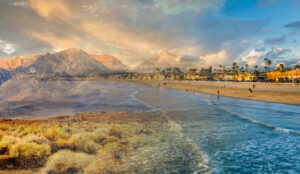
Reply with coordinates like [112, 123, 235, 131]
[125, 80, 300, 106]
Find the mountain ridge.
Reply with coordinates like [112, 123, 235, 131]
[0, 56, 37, 70]
[18, 48, 110, 77]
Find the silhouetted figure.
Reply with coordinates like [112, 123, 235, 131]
[248, 88, 253, 97]
[217, 90, 220, 100]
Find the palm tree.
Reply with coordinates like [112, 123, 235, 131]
[155, 67, 160, 73]
[267, 59, 272, 71]
[189, 68, 197, 75]
[252, 65, 259, 82]
[232, 62, 237, 81]
[245, 64, 249, 73]
[264, 57, 268, 63]
[173, 67, 183, 80]
[279, 64, 285, 72]
[155, 67, 160, 80]
[200, 68, 204, 74]
[239, 66, 245, 73]
[219, 65, 223, 73]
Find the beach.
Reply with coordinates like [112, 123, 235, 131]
[0, 80, 299, 173]
[125, 80, 300, 105]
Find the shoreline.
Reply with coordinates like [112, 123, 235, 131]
[114, 80, 300, 106]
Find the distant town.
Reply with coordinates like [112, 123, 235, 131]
[100, 58, 300, 84]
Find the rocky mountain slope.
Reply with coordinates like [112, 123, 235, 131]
[0, 56, 37, 70]
[19, 48, 110, 77]
[0, 68, 11, 85]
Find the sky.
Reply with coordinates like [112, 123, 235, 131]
[0, 0, 300, 68]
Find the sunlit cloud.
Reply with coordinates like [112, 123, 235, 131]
[0, 42, 16, 55]
[12, 1, 27, 6]
[0, 0, 298, 67]
[27, 0, 72, 20]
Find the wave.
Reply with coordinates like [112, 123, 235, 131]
[167, 119, 212, 174]
[217, 105, 300, 135]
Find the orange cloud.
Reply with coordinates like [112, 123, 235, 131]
[30, 31, 81, 50]
[28, 0, 72, 20]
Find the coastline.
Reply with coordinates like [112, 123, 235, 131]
[117, 80, 300, 106]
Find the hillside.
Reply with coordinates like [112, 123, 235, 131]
[20, 48, 110, 77]
[0, 56, 37, 70]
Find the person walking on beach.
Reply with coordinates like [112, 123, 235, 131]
[217, 90, 220, 100]
[248, 88, 253, 97]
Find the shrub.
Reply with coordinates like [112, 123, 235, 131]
[0, 130, 4, 140]
[83, 159, 110, 174]
[45, 150, 92, 174]
[108, 126, 122, 139]
[10, 142, 51, 158]
[45, 126, 69, 141]
[102, 136, 118, 145]
[0, 135, 19, 155]
[90, 128, 108, 144]
[64, 133, 100, 154]
[23, 134, 50, 145]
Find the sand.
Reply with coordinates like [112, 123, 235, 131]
[126, 80, 300, 106]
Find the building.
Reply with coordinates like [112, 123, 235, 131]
[238, 72, 266, 82]
[267, 70, 300, 82]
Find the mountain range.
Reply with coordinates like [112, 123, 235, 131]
[0, 48, 132, 84]
[0, 48, 201, 84]
[0, 49, 129, 73]
[0, 56, 37, 70]
[21, 48, 110, 76]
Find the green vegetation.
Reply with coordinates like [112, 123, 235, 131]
[0, 112, 209, 173]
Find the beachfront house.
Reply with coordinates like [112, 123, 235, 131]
[237, 72, 266, 82]
[267, 70, 300, 82]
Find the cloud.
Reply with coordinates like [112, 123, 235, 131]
[265, 48, 291, 59]
[238, 48, 292, 67]
[200, 50, 231, 66]
[264, 35, 286, 45]
[284, 21, 300, 29]
[238, 49, 265, 66]
[0, 0, 272, 67]
[27, 0, 72, 20]
[0, 40, 16, 55]
[154, 0, 225, 14]
[12, 1, 27, 6]
[273, 59, 300, 68]
[180, 55, 199, 63]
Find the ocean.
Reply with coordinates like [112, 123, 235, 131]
[0, 80, 299, 173]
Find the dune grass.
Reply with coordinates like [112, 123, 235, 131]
[0, 112, 209, 173]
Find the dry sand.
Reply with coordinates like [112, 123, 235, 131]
[127, 80, 300, 106]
